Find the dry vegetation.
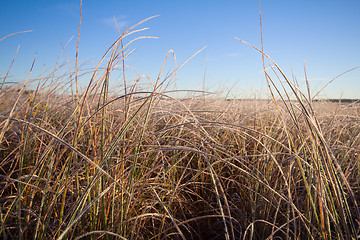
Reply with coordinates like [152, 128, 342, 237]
[1, 18, 360, 240]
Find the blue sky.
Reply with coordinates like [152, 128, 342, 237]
[1, 0, 359, 99]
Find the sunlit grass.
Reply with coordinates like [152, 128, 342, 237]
[1, 17, 359, 240]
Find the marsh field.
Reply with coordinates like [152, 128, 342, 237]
[1, 21, 360, 240]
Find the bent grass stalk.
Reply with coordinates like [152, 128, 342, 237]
[236, 37, 359, 238]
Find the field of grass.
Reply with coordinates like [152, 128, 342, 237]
[1, 19, 360, 240]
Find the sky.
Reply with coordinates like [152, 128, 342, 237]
[1, 0, 359, 99]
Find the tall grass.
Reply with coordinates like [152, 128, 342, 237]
[1, 16, 360, 240]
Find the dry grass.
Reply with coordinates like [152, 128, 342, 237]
[1, 18, 360, 240]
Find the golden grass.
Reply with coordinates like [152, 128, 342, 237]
[1, 17, 359, 240]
